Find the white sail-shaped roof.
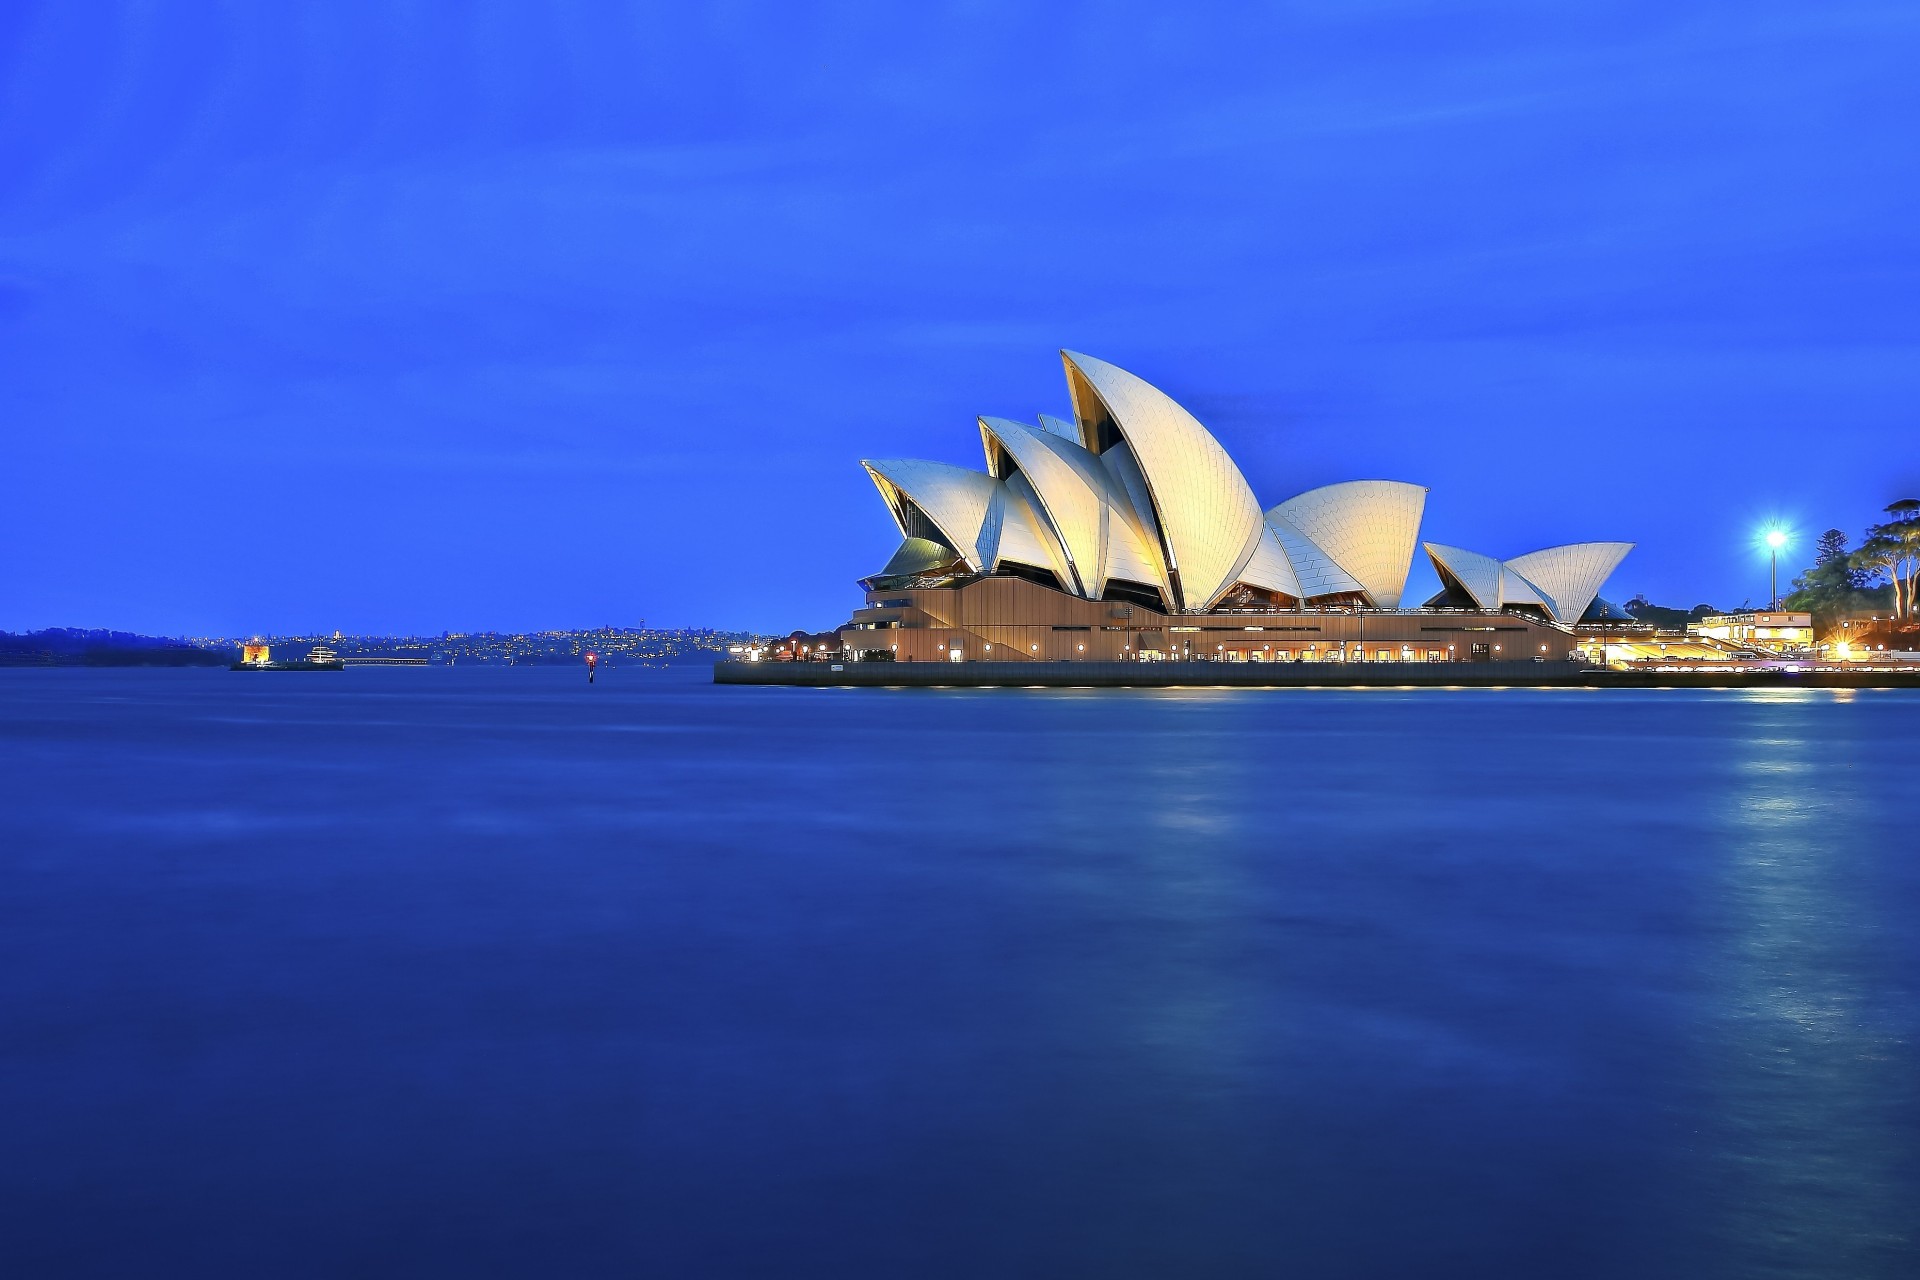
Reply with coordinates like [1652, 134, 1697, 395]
[978, 415, 1176, 603]
[1505, 543, 1634, 624]
[1268, 509, 1367, 598]
[1424, 542, 1505, 610]
[1098, 443, 1163, 554]
[1103, 524, 1165, 597]
[1062, 351, 1264, 611]
[1425, 540, 1633, 623]
[1097, 442, 1174, 606]
[862, 459, 1002, 572]
[979, 417, 1106, 597]
[1236, 522, 1305, 599]
[1035, 413, 1079, 441]
[998, 473, 1072, 590]
[1269, 481, 1427, 608]
[873, 536, 961, 580]
[1500, 567, 1547, 608]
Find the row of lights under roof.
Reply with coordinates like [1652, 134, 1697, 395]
[905, 640, 1561, 656]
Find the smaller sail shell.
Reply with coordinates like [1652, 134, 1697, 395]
[862, 458, 1002, 572]
[979, 417, 1108, 597]
[1424, 542, 1505, 610]
[1269, 511, 1366, 599]
[1504, 543, 1634, 623]
[874, 536, 961, 580]
[1236, 523, 1305, 599]
[1269, 481, 1427, 608]
[1426, 540, 1633, 623]
[998, 473, 1073, 591]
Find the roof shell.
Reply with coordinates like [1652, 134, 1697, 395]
[862, 458, 1002, 572]
[1061, 351, 1264, 610]
[1269, 481, 1428, 607]
[1499, 567, 1547, 609]
[997, 472, 1073, 590]
[1505, 542, 1634, 623]
[1096, 441, 1174, 608]
[870, 536, 963, 581]
[978, 417, 1108, 596]
[1268, 510, 1367, 598]
[1425, 540, 1633, 623]
[1235, 522, 1305, 599]
[978, 415, 1182, 604]
[1424, 542, 1504, 610]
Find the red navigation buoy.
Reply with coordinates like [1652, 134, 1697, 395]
[585, 651, 598, 683]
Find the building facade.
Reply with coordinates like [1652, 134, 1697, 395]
[1687, 611, 1815, 652]
[842, 575, 1579, 664]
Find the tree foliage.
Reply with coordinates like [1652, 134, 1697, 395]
[1784, 525, 1896, 636]
[1853, 499, 1920, 622]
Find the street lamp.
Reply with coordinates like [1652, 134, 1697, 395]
[1765, 529, 1788, 610]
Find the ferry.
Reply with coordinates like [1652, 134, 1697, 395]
[230, 642, 345, 671]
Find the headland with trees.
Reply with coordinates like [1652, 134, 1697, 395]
[1782, 498, 1919, 644]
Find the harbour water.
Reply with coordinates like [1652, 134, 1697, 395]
[2, 668, 1915, 1277]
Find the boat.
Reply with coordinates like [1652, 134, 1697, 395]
[230, 642, 345, 671]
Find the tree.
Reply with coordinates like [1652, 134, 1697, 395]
[1622, 595, 1711, 630]
[1852, 534, 1899, 615]
[1786, 528, 1863, 623]
[1857, 499, 1920, 622]
[1785, 528, 1894, 637]
[1888, 499, 1920, 622]
[1819, 528, 1865, 587]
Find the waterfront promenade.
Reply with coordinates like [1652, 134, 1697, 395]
[715, 660, 1920, 689]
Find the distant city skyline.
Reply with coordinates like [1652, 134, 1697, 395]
[5, 3, 1916, 635]
[0, 624, 752, 669]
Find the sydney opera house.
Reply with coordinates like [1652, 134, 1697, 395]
[835, 351, 1631, 664]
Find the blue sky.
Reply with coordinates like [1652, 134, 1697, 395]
[4, 2, 1916, 635]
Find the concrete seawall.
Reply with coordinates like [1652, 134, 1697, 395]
[713, 660, 1920, 690]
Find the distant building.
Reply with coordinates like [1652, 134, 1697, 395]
[1687, 611, 1813, 652]
[241, 643, 271, 666]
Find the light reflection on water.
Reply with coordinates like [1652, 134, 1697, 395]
[0, 668, 1914, 1278]
[1710, 709, 1913, 1276]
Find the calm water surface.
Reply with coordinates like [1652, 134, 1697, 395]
[2, 667, 1916, 1278]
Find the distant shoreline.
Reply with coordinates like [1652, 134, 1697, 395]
[1, 627, 759, 669]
